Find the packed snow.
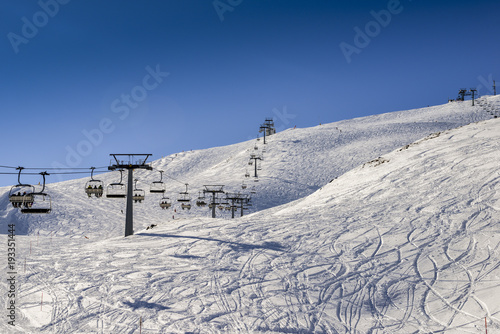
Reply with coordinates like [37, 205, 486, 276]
[1, 96, 500, 333]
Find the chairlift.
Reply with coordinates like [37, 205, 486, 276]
[178, 183, 191, 203]
[150, 170, 166, 193]
[85, 167, 104, 198]
[244, 170, 250, 178]
[254, 145, 258, 150]
[8, 167, 35, 209]
[196, 192, 207, 207]
[133, 179, 145, 203]
[250, 186, 257, 194]
[107, 169, 126, 198]
[159, 196, 172, 209]
[241, 181, 247, 189]
[181, 203, 192, 210]
[248, 161, 253, 166]
[20, 172, 51, 214]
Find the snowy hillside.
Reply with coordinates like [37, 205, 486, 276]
[1, 96, 500, 333]
[0, 97, 496, 239]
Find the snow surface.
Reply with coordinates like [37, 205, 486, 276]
[1, 96, 500, 333]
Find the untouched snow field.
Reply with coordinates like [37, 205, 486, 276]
[1, 96, 500, 333]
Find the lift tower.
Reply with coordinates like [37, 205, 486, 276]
[203, 185, 225, 218]
[109, 154, 152, 237]
[470, 89, 477, 106]
[249, 154, 262, 178]
[259, 118, 276, 144]
[225, 193, 251, 218]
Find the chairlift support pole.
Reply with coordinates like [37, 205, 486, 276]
[225, 193, 249, 218]
[259, 125, 267, 144]
[109, 154, 152, 237]
[470, 89, 477, 106]
[249, 154, 262, 178]
[494, 80, 496, 96]
[203, 185, 225, 218]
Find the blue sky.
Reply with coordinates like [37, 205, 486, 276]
[1, 0, 499, 186]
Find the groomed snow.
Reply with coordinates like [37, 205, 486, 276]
[1, 96, 500, 333]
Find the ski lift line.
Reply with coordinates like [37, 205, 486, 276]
[162, 173, 188, 186]
[0, 165, 18, 169]
[0, 171, 101, 175]
[0, 165, 107, 170]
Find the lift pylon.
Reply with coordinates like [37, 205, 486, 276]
[108, 154, 153, 237]
[203, 185, 225, 218]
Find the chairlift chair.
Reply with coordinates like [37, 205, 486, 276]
[9, 189, 34, 208]
[196, 192, 207, 207]
[107, 169, 127, 198]
[20, 172, 51, 214]
[133, 179, 145, 203]
[8, 167, 35, 208]
[150, 170, 166, 193]
[177, 184, 191, 203]
[159, 196, 172, 209]
[242, 181, 247, 189]
[85, 167, 104, 198]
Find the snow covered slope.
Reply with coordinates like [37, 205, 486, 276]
[0, 97, 496, 239]
[1, 96, 500, 333]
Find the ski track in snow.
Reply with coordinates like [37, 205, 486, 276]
[2, 97, 500, 333]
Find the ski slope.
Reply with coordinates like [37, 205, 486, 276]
[1, 96, 500, 333]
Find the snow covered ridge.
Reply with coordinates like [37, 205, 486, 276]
[2, 103, 500, 333]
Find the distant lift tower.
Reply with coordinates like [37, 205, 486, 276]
[249, 154, 262, 178]
[470, 89, 477, 106]
[457, 89, 468, 101]
[108, 154, 153, 237]
[259, 118, 276, 144]
[225, 193, 251, 218]
[203, 185, 225, 218]
[457, 88, 478, 105]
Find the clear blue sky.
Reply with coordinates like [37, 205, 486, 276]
[1, 0, 499, 186]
